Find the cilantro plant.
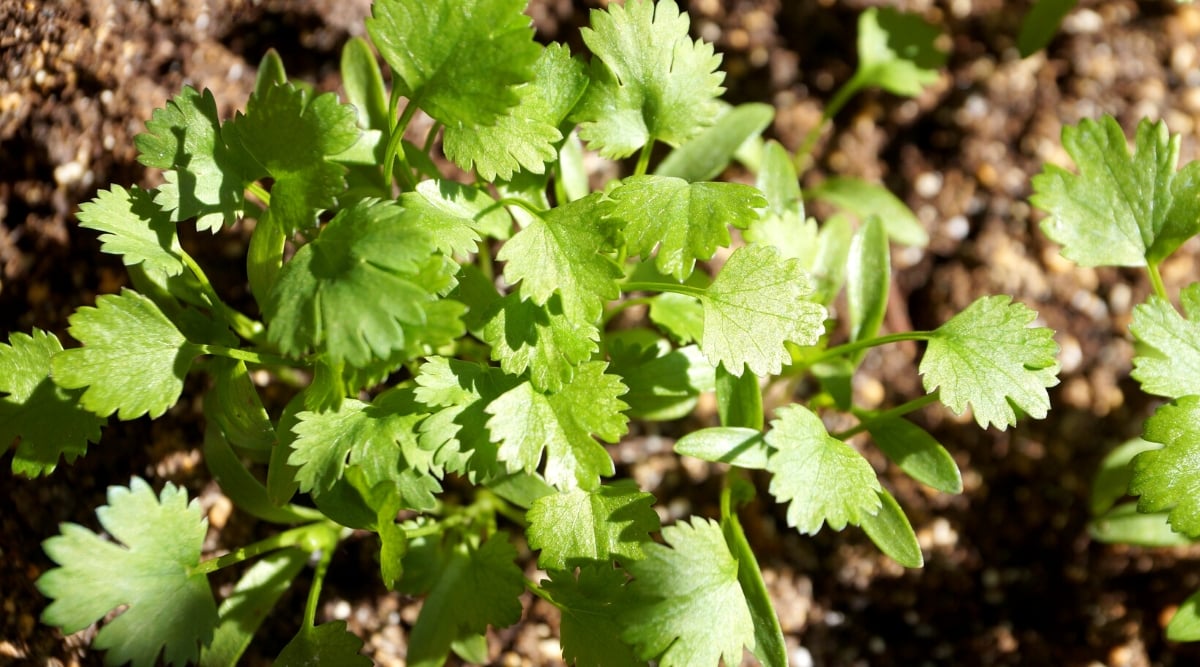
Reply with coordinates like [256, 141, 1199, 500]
[6, 1, 1060, 664]
[1033, 115, 1200, 642]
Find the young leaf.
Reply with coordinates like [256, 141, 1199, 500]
[846, 215, 890, 351]
[607, 342, 714, 421]
[76, 185, 184, 278]
[675, 426, 769, 469]
[865, 417, 962, 494]
[621, 517, 755, 667]
[527, 480, 660, 570]
[51, 289, 201, 420]
[481, 293, 598, 393]
[406, 533, 525, 667]
[207, 358, 274, 453]
[1129, 284, 1200, 399]
[920, 295, 1059, 430]
[765, 405, 882, 534]
[1032, 116, 1200, 266]
[542, 565, 642, 667]
[289, 387, 429, 499]
[574, 0, 724, 158]
[607, 175, 765, 281]
[1167, 589, 1200, 642]
[699, 244, 827, 377]
[855, 7, 946, 97]
[1017, 0, 1079, 57]
[860, 489, 923, 567]
[499, 194, 622, 323]
[38, 478, 217, 667]
[1089, 503, 1193, 547]
[1130, 396, 1200, 538]
[340, 36, 390, 134]
[808, 176, 928, 247]
[1091, 438, 1161, 516]
[224, 82, 359, 235]
[200, 548, 307, 667]
[135, 87, 257, 232]
[715, 362, 763, 430]
[756, 139, 803, 219]
[654, 102, 775, 182]
[486, 361, 628, 490]
[443, 43, 589, 181]
[399, 179, 507, 255]
[366, 0, 541, 128]
[0, 330, 105, 476]
[264, 199, 454, 367]
[648, 292, 704, 345]
[275, 622, 371, 667]
[414, 357, 521, 480]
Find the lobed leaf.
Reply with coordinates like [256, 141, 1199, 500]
[38, 478, 217, 667]
[414, 357, 521, 481]
[543, 565, 641, 667]
[1130, 396, 1200, 538]
[76, 185, 184, 278]
[481, 293, 599, 393]
[855, 7, 946, 98]
[1129, 283, 1200, 399]
[275, 622, 371, 667]
[527, 480, 660, 570]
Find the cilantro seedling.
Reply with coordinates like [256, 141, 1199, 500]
[8, 1, 1063, 664]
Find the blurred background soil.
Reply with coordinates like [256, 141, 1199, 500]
[5, 0, 1200, 665]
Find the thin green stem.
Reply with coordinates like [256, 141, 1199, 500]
[798, 331, 934, 372]
[601, 296, 654, 327]
[634, 140, 654, 176]
[383, 101, 419, 191]
[497, 196, 546, 217]
[303, 540, 334, 628]
[179, 251, 266, 344]
[198, 344, 304, 369]
[1147, 261, 1169, 301]
[246, 182, 271, 207]
[191, 523, 326, 575]
[552, 160, 569, 206]
[793, 74, 864, 172]
[525, 577, 555, 605]
[621, 280, 706, 299]
[476, 238, 495, 282]
[835, 392, 941, 440]
[423, 121, 444, 155]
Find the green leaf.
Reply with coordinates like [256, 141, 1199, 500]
[399, 179, 506, 256]
[865, 417, 962, 494]
[202, 424, 322, 525]
[275, 622, 371, 667]
[847, 215, 890, 354]
[1130, 396, 1200, 538]
[254, 49, 287, 95]
[608, 175, 764, 282]
[765, 405, 882, 534]
[367, 0, 541, 128]
[1032, 116, 1200, 267]
[406, 534, 525, 667]
[444, 43, 589, 180]
[1091, 438, 1161, 516]
[135, 87, 257, 232]
[1089, 503, 1193, 547]
[200, 548, 307, 667]
[807, 214, 854, 305]
[527, 480, 660, 570]
[52, 289, 201, 420]
[755, 139, 804, 218]
[648, 292, 704, 345]
[289, 387, 430, 499]
[920, 295, 1059, 430]
[808, 176, 928, 247]
[855, 7, 946, 97]
[575, 0, 724, 158]
[413, 357, 519, 480]
[716, 362, 763, 430]
[543, 565, 642, 667]
[225, 82, 359, 235]
[1017, 0, 1078, 57]
[1130, 284, 1200, 399]
[499, 194, 622, 322]
[76, 185, 184, 278]
[654, 102, 774, 182]
[340, 36, 390, 134]
[621, 517, 754, 667]
[860, 489, 923, 567]
[1167, 588, 1200, 642]
[607, 341, 713, 421]
[486, 361, 628, 490]
[675, 427, 769, 469]
[207, 358, 274, 453]
[699, 245, 826, 377]
[38, 478, 217, 667]
[720, 497, 787, 667]
[0, 330, 104, 476]
[265, 198, 453, 367]
[481, 292, 598, 393]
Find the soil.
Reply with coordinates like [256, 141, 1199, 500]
[4, 0, 1200, 665]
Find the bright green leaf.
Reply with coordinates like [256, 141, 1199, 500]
[200, 548, 307, 667]
[699, 245, 826, 377]
[225, 82, 359, 235]
[367, 0, 541, 129]
[38, 478, 217, 667]
[527, 480, 660, 570]
[486, 361, 628, 490]
[0, 330, 104, 476]
[847, 215, 890, 355]
[675, 426, 769, 469]
[481, 293, 598, 393]
[765, 405, 882, 534]
[444, 43, 589, 180]
[607, 175, 765, 281]
[135, 87, 257, 232]
[808, 176, 928, 247]
[52, 289, 200, 420]
[1091, 438, 1160, 516]
[866, 417, 961, 494]
[855, 7, 946, 98]
[755, 140, 803, 219]
[860, 489, 923, 567]
[340, 37, 389, 133]
[621, 517, 754, 667]
[1167, 588, 1200, 642]
[399, 179, 506, 255]
[275, 622, 371, 667]
[1089, 503, 1194, 547]
[920, 295, 1059, 430]
[648, 292, 704, 345]
[207, 358, 274, 453]
[1130, 284, 1200, 399]
[654, 102, 774, 182]
[76, 185, 184, 278]
[1130, 396, 1200, 537]
[575, 0, 724, 158]
[608, 341, 714, 421]
[414, 357, 520, 481]
[1032, 116, 1200, 267]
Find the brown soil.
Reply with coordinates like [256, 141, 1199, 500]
[5, 0, 1200, 665]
